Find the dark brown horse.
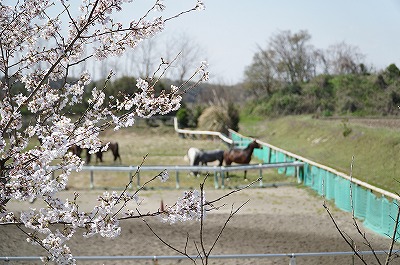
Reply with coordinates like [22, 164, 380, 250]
[89, 142, 122, 164]
[68, 144, 83, 157]
[223, 140, 262, 179]
[69, 142, 121, 164]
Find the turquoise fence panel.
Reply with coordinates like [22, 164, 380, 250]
[310, 166, 320, 192]
[386, 200, 400, 240]
[364, 192, 383, 233]
[276, 151, 285, 162]
[277, 152, 286, 174]
[230, 132, 251, 148]
[230, 132, 241, 142]
[270, 150, 277, 163]
[317, 168, 327, 196]
[325, 172, 336, 200]
[262, 147, 271, 163]
[380, 197, 394, 237]
[353, 185, 368, 220]
[303, 163, 312, 187]
[310, 166, 326, 196]
[334, 177, 351, 212]
[285, 156, 296, 176]
[253, 148, 264, 161]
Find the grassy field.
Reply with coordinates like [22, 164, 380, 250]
[67, 120, 292, 191]
[67, 115, 400, 194]
[239, 115, 400, 194]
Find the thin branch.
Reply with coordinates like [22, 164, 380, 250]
[139, 210, 196, 263]
[385, 200, 400, 265]
[323, 201, 368, 265]
[207, 200, 249, 257]
[206, 177, 261, 206]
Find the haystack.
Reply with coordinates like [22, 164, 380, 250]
[197, 106, 230, 135]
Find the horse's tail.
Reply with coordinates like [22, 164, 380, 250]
[187, 148, 200, 166]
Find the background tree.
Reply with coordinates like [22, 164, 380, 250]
[165, 33, 205, 83]
[244, 48, 277, 97]
[269, 29, 317, 84]
[322, 42, 366, 75]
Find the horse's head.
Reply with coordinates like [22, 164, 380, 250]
[250, 140, 262, 149]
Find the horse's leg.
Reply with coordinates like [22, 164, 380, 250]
[96, 151, 103, 164]
[225, 161, 232, 179]
[76, 146, 82, 158]
[193, 153, 200, 176]
[244, 170, 247, 180]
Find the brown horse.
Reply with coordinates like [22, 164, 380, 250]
[68, 144, 83, 157]
[69, 142, 121, 164]
[88, 142, 121, 164]
[223, 140, 262, 179]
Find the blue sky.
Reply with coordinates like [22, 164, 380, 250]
[6, 0, 400, 84]
[157, 0, 400, 84]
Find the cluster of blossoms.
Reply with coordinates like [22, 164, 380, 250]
[0, 0, 208, 264]
[159, 190, 206, 224]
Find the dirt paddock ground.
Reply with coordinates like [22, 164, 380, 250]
[1, 186, 397, 265]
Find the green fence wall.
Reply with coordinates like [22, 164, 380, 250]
[230, 131, 400, 240]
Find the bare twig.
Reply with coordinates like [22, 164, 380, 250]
[139, 211, 196, 264]
[206, 177, 261, 206]
[385, 200, 400, 265]
[323, 201, 368, 265]
[206, 200, 249, 258]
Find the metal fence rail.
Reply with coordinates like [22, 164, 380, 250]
[66, 162, 304, 189]
[2, 250, 398, 264]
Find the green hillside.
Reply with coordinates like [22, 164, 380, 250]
[238, 115, 400, 194]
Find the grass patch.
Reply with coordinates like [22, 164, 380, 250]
[239, 115, 400, 194]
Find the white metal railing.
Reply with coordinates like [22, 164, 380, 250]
[63, 162, 304, 189]
[2, 250, 399, 264]
[174, 117, 233, 145]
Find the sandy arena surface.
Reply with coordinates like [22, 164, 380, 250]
[1, 185, 397, 265]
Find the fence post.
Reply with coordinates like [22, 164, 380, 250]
[90, 169, 94, 189]
[175, 169, 180, 189]
[214, 166, 219, 189]
[137, 172, 140, 188]
[259, 164, 263, 187]
[289, 254, 296, 265]
[221, 166, 225, 189]
[295, 163, 301, 183]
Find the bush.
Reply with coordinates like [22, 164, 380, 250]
[176, 106, 190, 128]
[197, 106, 231, 135]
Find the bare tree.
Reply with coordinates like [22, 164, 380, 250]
[322, 42, 366, 75]
[136, 37, 161, 78]
[244, 47, 277, 97]
[269, 29, 318, 84]
[165, 32, 205, 83]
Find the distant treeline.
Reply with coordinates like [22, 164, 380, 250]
[6, 63, 400, 119]
[244, 64, 400, 117]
